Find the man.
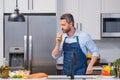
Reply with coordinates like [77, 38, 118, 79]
[52, 13, 99, 75]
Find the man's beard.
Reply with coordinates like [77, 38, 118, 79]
[62, 28, 71, 33]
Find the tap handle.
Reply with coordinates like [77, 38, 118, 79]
[72, 52, 77, 65]
[70, 52, 76, 79]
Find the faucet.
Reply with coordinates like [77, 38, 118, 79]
[67, 52, 77, 79]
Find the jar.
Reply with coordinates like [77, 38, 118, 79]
[1, 58, 10, 78]
[0, 65, 2, 77]
[117, 68, 120, 78]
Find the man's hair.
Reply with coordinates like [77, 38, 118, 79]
[60, 13, 74, 26]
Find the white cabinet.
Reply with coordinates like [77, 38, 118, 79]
[31, 0, 56, 13]
[57, 0, 100, 40]
[4, 0, 56, 13]
[81, 0, 100, 40]
[102, 0, 120, 13]
[57, 0, 79, 29]
[4, 0, 29, 13]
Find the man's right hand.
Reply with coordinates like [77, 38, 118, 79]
[52, 33, 62, 57]
[56, 33, 62, 44]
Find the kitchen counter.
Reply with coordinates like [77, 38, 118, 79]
[48, 75, 119, 80]
[0, 75, 119, 80]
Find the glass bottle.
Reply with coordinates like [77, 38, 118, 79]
[0, 65, 2, 78]
[1, 58, 10, 78]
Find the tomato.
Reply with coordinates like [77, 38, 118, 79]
[101, 70, 111, 76]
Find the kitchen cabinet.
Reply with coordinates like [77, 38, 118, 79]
[102, 0, 120, 13]
[57, 0, 79, 31]
[4, 0, 56, 13]
[81, 0, 100, 40]
[4, 0, 28, 13]
[31, 0, 56, 13]
[57, 0, 100, 40]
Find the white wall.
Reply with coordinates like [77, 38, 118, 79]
[57, 38, 120, 64]
[0, 0, 3, 64]
[95, 38, 120, 63]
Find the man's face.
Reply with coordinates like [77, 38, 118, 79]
[60, 19, 72, 33]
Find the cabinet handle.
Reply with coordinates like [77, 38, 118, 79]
[76, 23, 79, 29]
[80, 23, 82, 31]
[16, 0, 18, 8]
[28, 0, 30, 10]
[32, 0, 33, 10]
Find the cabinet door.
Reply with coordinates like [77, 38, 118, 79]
[31, 0, 56, 13]
[4, 0, 29, 13]
[57, 0, 79, 30]
[80, 0, 101, 40]
[102, 0, 120, 13]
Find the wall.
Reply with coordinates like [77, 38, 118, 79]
[56, 38, 120, 64]
[95, 38, 120, 63]
[0, 0, 3, 64]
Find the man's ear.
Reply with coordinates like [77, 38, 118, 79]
[69, 22, 73, 26]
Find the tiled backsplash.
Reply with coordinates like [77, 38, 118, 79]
[95, 38, 120, 63]
[56, 38, 120, 64]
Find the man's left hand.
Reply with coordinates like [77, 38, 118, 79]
[86, 66, 93, 74]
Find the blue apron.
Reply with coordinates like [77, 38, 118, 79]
[62, 36, 87, 75]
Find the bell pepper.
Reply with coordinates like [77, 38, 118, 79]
[101, 70, 111, 76]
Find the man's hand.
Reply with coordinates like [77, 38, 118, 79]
[86, 56, 98, 74]
[52, 33, 62, 57]
[86, 65, 93, 74]
[56, 33, 62, 43]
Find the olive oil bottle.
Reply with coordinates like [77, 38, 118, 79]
[1, 58, 10, 78]
[0, 64, 2, 77]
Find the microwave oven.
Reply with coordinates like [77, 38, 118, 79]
[102, 13, 120, 37]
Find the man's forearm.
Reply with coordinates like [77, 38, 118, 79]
[88, 56, 98, 67]
[52, 43, 60, 57]
[86, 56, 98, 74]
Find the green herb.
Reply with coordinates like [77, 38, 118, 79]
[114, 58, 120, 68]
[110, 70, 116, 76]
[12, 75, 17, 78]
